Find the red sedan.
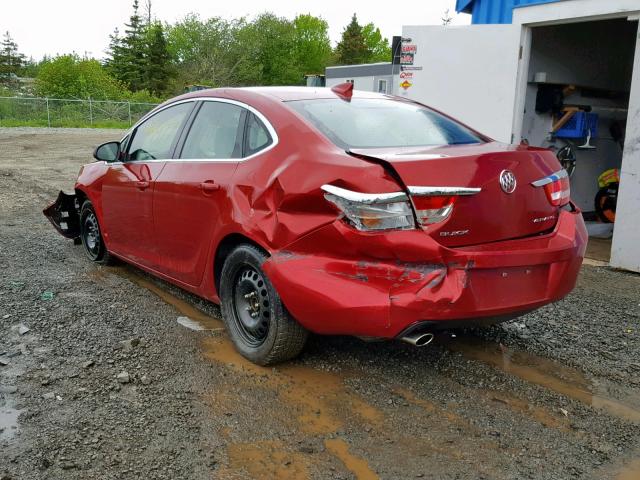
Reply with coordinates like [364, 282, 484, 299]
[44, 84, 587, 365]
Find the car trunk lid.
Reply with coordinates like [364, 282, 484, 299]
[349, 142, 562, 247]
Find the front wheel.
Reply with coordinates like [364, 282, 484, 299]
[80, 200, 115, 265]
[219, 244, 308, 365]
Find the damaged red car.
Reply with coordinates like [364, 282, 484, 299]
[44, 84, 587, 365]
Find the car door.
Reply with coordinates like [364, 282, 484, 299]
[101, 101, 195, 268]
[152, 99, 253, 286]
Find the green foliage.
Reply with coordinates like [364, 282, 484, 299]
[240, 13, 300, 86]
[166, 14, 252, 88]
[293, 14, 332, 75]
[166, 12, 331, 89]
[0, 31, 26, 86]
[35, 55, 127, 100]
[335, 15, 391, 65]
[107, 0, 172, 95]
[335, 14, 369, 65]
[144, 23, 172, 94]
[362, 23, 391, 63]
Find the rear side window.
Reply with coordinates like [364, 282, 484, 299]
[181, 102, 244, 159]
[287, 98, 483, 149]
[244, 113, 272, 157]
[128, 103, 193, 160]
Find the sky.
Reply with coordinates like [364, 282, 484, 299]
[2, 0, 470, 60]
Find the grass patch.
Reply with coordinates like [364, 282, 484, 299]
[0, 118, 133, 129]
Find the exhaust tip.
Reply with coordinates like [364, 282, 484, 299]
[400, 332, 434, 347]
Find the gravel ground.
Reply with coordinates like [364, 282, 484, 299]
[0, 127, 639, 480]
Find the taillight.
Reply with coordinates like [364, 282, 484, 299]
[321, 185, 415, 231]
[407, 186, 481, 227]
[531, 170, 570, 207]
[411, 195, 456, 225]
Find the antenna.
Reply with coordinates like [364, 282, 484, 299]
[331, 82, 354, 101]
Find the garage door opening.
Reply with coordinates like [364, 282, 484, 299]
[520, 18, 638, 264]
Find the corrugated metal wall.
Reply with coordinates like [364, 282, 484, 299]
[456, 0, 562, 24]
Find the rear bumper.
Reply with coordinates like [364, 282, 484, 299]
[263, 208, 587, 338]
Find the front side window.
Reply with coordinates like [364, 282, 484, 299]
[244, 113, 273, 157]
[287, 98, 483, 149]
[181, 102, 244, 159]
[128, 102, 193, 161]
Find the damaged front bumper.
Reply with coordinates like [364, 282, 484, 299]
[43, 191, 80, 239]
[263, 209, 587, 339]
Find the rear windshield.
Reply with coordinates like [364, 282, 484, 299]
[287, 98, 483, 149]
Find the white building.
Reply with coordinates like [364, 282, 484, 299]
[325, 62, 397, 95]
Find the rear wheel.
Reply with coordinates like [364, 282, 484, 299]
[80, 200, 115, 264]
[219, 244, 308, 365]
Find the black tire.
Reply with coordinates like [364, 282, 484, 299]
[594, 183, 618, 224]
[219, 244, 308, 365]
[80, 200, 115, 265]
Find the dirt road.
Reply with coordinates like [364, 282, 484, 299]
[1, 127, 639, 480]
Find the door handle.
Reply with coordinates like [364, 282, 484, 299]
[200, 180, 220, 193]
[135, 180, 150, 190]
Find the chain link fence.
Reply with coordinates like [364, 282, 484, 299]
[0, 96, 159, 129]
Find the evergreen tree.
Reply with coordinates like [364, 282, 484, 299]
[144, 22, 171, 95]
[335, 14, 368, 65]
[121, 0, 146, 91]
[0, 31, 25, 84]
[106, 0, 146, 91]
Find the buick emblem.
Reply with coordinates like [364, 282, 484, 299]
[499, 170, 517, 194]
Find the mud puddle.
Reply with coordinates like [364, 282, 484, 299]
[324, 438, 379, 480]
[443, 334, 640, 422]
[221, 440, 312, 479]
[615, 459, 640, 480]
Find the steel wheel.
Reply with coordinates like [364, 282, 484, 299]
[219, 244, 308, 365]
[232, 266, 271, 346]
[79, 200, 115, 265]
[83, 211, 101, 260]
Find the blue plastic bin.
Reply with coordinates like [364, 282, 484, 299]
[556, 111, 598, 139]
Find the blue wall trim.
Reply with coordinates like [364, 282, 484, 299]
[456, 0, 562, 24]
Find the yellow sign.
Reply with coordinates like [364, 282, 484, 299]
[400, 80, 413, 90]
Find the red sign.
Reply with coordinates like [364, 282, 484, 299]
[400, 53, 414, 65]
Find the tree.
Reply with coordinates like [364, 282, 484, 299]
[0, 31, 25, 84]
[362, 23, 391, 63]
[144, 22, 171, 95]
[106, 0, 146, 91]
[166, 14, 255, 88]
[293, 14, 332, 75]
[335, 14, 369, 65]
[240, 13, 299, 86]
[36, 55, 127, 100]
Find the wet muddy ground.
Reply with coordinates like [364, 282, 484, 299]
[1, 128, 639, 479]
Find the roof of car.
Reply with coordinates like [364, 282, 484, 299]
[240, 86, 392, 101]
[177, 86, 393, 102]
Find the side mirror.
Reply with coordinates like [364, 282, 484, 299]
[93, 141, 121, 162]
